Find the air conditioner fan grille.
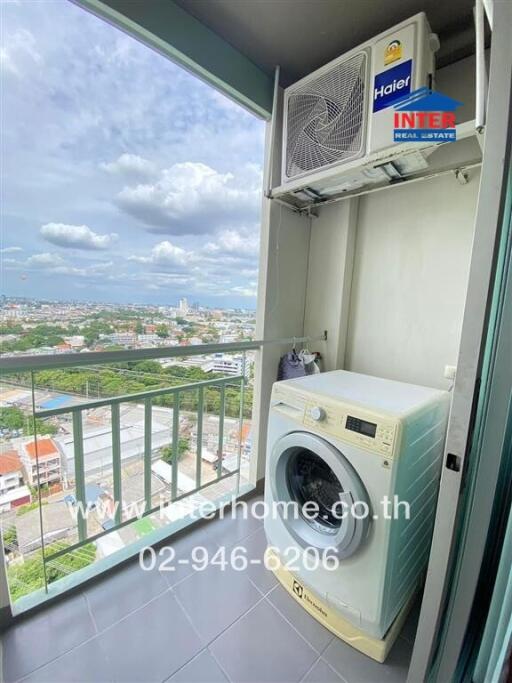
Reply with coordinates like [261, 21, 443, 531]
[285, 52, 367, 179]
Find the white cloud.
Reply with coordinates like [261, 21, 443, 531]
[40, 223, 118, 250]
[100, 153, 157, 180]
[117, 162, 260, 235]
[128, 240, 192, 268]
[16, 252, 113, 279]
[51, 261, 114, 278]
[27, 252, 65, 268]
[203, 229, 259, 259]
[2, 0, 264, 307]
[231, 285, 258, 297]
[128, 228, 258, 273]
[0, 246, 23, 254]
[0, 28, 41, 76]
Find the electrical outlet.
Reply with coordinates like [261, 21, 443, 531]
[444, 365, 457, 380]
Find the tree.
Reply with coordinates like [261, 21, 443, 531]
[156, 324, 169, 338]
[160, 438, 189, 464]
[3, 526, 18, 551]
[132, 360, 161, 374]
[0, 406, 57, 436]
[135, 321, 144, 334]
[24, 419, 57, 437]
[0, 323, 23, 335]
[7, 542, 96, 602]
[0, 407, 24, 431]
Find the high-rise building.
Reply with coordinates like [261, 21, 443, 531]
[178, 298, 189, 314]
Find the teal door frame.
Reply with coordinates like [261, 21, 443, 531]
[434, 160, 512, 681]
[407, 1, 512, 679]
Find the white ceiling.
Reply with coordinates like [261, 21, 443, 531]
[174, 0, 482, 86]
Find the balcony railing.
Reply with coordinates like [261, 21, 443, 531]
[0, 334, 325, 614]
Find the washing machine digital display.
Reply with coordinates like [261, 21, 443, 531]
[345, 416, 377, 438]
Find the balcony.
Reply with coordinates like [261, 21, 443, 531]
[0, 341, 417, 683]
[0, 343, 258, 612]
[1, 0, 510, 680]
[1, 488, 417, 683]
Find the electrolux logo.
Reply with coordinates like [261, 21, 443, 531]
[392, 87, 463, 142]
[291, 580, 328, 618]
[292, 580, 303, 598]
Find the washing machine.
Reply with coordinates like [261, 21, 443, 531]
[264, 370, 450, 647]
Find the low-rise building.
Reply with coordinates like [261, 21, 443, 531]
[0, 486, 32, 513]
[20, 437, 62, 488]
[0, 449, 32, 512]
[0, 450, 24, 495]
[137, 333, 159, 344]
[100, 332, 137, 346]
[203, 353, 250, 377]
[64, 335, 86, 349]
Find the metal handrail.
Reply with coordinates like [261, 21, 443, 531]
[26, 363, 249, 592]
[0, 332, 327, 373]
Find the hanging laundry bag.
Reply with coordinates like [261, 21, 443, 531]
[277, 351, 306, 380]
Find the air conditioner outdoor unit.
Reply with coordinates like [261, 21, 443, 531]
[282, 13, 438, 186]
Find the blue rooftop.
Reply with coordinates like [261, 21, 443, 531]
[39, 394, 74, 410]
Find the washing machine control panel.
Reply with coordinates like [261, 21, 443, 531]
[270, 384, 400, 458]
[301, 397, 399, 458]
[309, 406, 326, 422]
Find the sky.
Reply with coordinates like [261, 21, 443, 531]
[0, 0, 266, 309]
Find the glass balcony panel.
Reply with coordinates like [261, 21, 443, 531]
[0, 349, 254, 611]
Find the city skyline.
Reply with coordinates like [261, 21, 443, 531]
[1, 294, 256, 313]
[1, 1, 265, 308]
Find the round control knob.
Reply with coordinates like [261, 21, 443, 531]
[310, 406, 326, 422]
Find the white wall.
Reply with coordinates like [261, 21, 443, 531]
[252, 198, 311, 480]
[435, 51, 490, 126]
[300, 53, 481, 389]
[253, 53, 481, 479]
[344, 168, 480, 388]
[252, 114, 311, 481]
[303, 199, 358, 371]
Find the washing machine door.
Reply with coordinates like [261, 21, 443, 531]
[269, 431, 370, 559]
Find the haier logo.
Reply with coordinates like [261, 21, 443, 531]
[373, 59, 412, 113]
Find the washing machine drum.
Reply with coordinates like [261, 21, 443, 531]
[269, 431, 370, 559]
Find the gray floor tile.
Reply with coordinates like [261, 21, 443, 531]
[268, 584, 334, 654]
[85, 558, 168, 631]
[210, 599, 318, 683]
[208, 503, 264, 549]
[160, 524, 220, 587]
[301, 659, 345, 683]
[3, 594, 96, 682]
[173, 562, 261, 643]
[323, 634, 413, 683]
[18, 637, 114, 683]
[100, 591, 204, 683]
[167, 650, 228, 683]
[238, 527, 278, 594]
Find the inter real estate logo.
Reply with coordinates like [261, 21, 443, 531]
[392, 87, 463, 143]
